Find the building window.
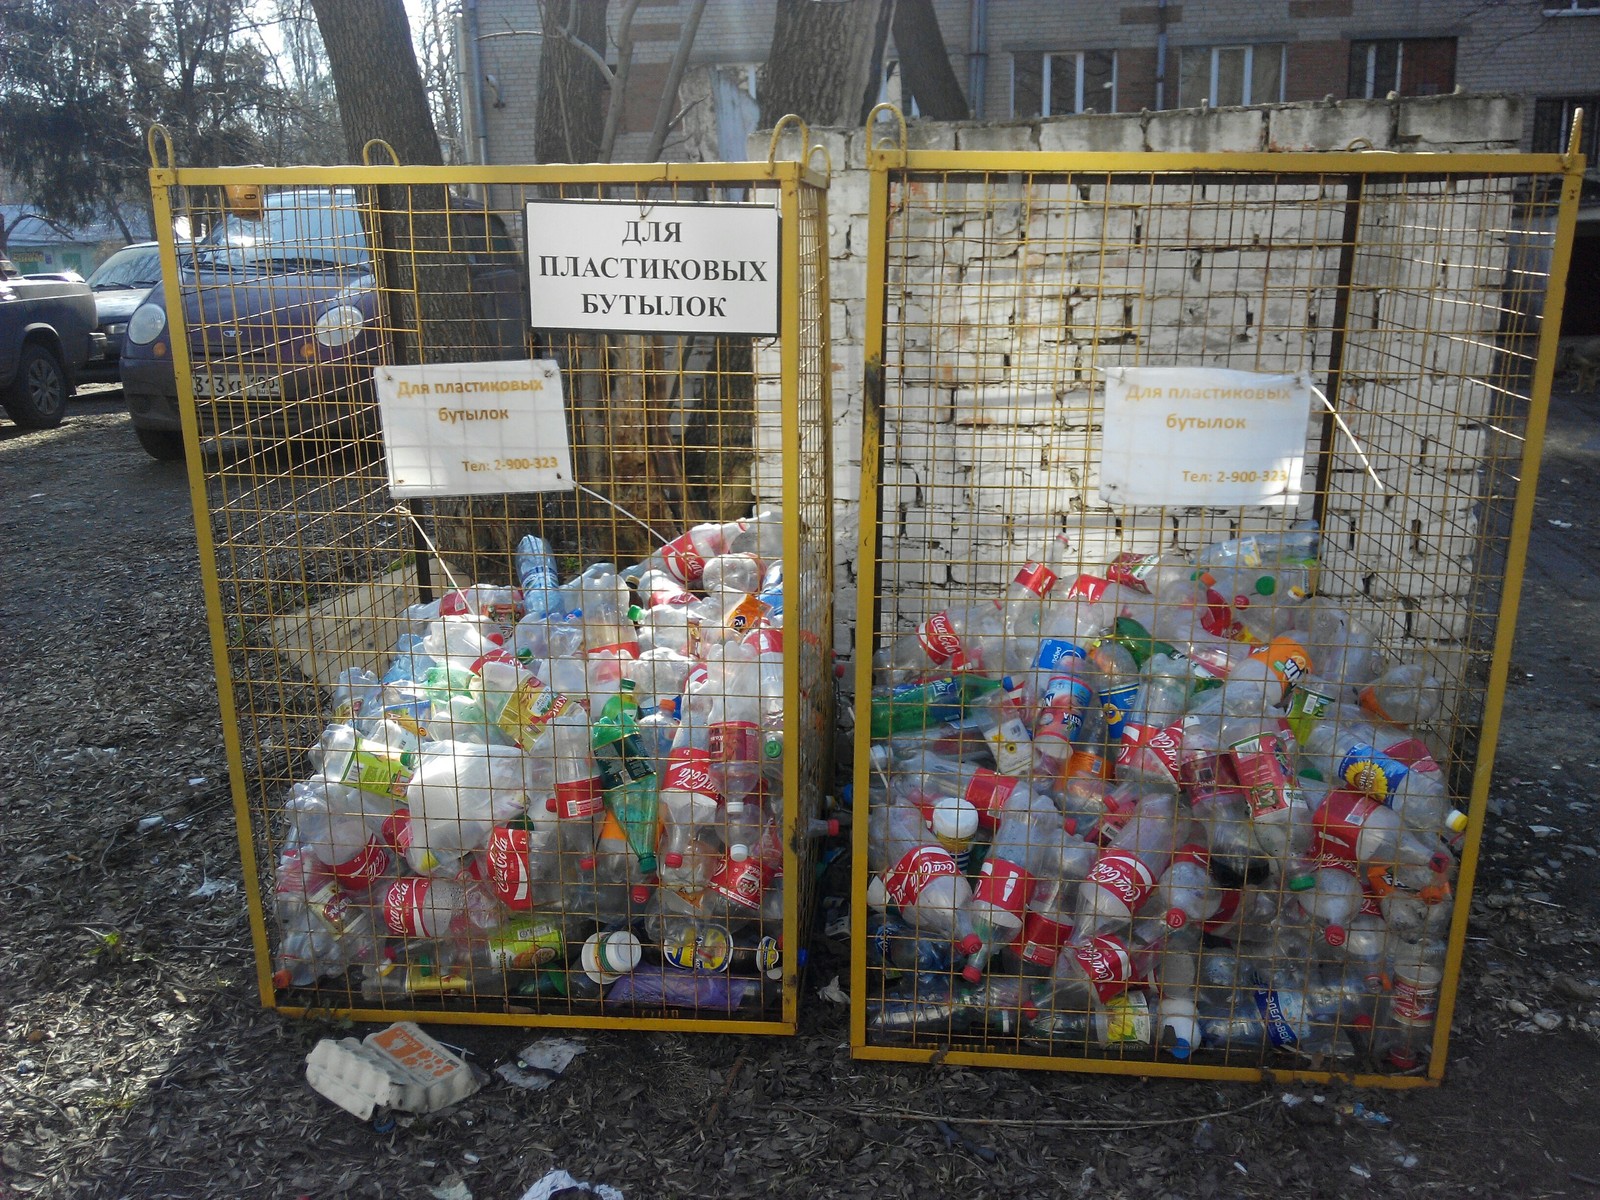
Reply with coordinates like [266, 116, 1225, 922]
[1012, 50, 1118, 117]
[1348, 38, 1456, 98]
[1544, 0, 1600, 14]
[1533, 95, 1600, 158]
[1177, 45, 1285, 108]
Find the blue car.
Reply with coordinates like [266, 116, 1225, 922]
[120, 189, 528, 460]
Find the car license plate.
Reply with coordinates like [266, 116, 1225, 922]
[193, 371, 280, 399]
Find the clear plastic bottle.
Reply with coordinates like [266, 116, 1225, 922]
[401, 740, 533, 875]
[1359, 663, 1444, 727]
[1001, 533, 1077, 640]
[513, 534, 563, 619]
[626, 517, 751, 586]
[865, 803, 981, 951]
[1376, 939, 1447, 1070]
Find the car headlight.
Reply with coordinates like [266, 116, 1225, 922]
[126, 303, 167, 345]
[314, 304, 367, 348]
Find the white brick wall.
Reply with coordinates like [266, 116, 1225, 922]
[748, 95, 1529, 695]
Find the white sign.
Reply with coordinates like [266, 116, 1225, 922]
[526, 199, 779, 335]
[1098, 367, 1313, 508]
[374, 360, 574, 498]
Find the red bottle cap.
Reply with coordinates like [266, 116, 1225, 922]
[578, 856, 596, 871]
[961, 963, 983, 984]
[1165, 908, 1188, 930]
[825, 818, 841, 836]
[957, 933, 982, 956]
[1323, 924, 1347, 947]
[272, 969, 291, 990]
[630, 884, 653, 905]
[664, 852, 684, 868]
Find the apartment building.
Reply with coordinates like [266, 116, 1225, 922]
[464, 1, 1600, 165]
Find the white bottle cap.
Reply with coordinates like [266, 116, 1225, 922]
[929, 796, 979, 843]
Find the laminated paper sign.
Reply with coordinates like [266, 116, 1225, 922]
[1098, 367, 1313, 508]
[526, 199, 779, 336]
[374, 359, 574, 498]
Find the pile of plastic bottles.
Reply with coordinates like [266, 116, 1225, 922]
[863, 523, 1465, 1069]
[270, 506, 825, 1012]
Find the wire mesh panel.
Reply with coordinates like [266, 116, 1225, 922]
[145, 148, 834, 1034]
[850, 140, 1581, 1083]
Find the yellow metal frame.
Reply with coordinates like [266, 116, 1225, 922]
[148, 136, 833, 1036]
[850, 112, 1586, 1084]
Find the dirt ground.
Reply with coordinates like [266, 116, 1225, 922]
[3, 384, 1600, 1200]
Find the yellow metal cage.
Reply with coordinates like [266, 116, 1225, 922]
[850, 112, 1583, 1084]
[146, 128, 834, 1034]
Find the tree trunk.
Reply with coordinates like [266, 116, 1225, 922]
[757, 0, 894, 129]
[313, 0, 516, 581]
[535, 0, 609, 164]
[893, 0, 969, 119]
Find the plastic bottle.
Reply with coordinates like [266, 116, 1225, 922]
[878, 596, 1007, 678]
[1073, 792, 1179, 939]
[962, 791, 1063, 979]
[1359, 664, 1444, 727]
[928, 795, 981, 871]
[541, 706, 607, 823]
[315, 723, 414, 802]
[1001, 533, 1076, 639]
[1376, 940, 1447, 1069]
[729, 506, 784, 564]
[626, 517, 750, 586]
[401, 740, 534, 875]
[865, 803, 981, 951]
[286, 784, 392, 891]
[329, 667, 383, 728]
[1028, 652, 1099, 775]
[1013, 827, 1097, 973]
[379, 874, 502, 953]
[1151, 845, 1221, 933]
[1291, 864, 1364, 947]
[868, 672, 1006, 739]
[1046, 933, 1141, 1014]
[703, 649, 764, 807]
[1115, 655, 1191, 784]
[513, 534, 563, 619]
[1089, 639, 1141, 744]
[702, 552, 765, 594]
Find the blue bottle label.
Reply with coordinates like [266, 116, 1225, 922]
[1254, 989, 1299, 1047]
[1036, 675, 1093, 742]
[1100, 681, 1139, 743]
[1035, 638, 1087, 671]
[1337, 744, 1409, 801]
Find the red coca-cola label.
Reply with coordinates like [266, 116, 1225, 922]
[743, 627, 783, 655]
[552, 776, 604, 820]
[1085, 850, 1159, 912]
[1201, 886, 1242, 934]
[1071, 934, 1137, 1003]
[439, 590, 472, 616]
[706, 855, 778, 909]
[1311, 789, 1386, 864]
[708, 720, 762, 764]
[309, 881, 357, 934]
[329, 837, 391, 890]
[1117, 721, 1184, 781]
[383, 877, 432, 937]
[962, 769, 1019, 829]
[1384, 737, 1440, 773]
[1019, 912, 1075, 966]
[486, 826, 532, 909]
[1392, 973, 1440, 1025]
[1012, 561, 1059, 598]
[915, 612, 967, 668]
[381, 808, 414, 856]
[661, 747, 720, 805]
[972, 857, 1036, 917]
[1179, 751, 1235, 797]
[881, 845, 960, 909]
[660, 530, 709, 584]
[1170, 843, 1210, 874]
[1064, 573, 1108, 602]
[1104, 553, 1155, 593]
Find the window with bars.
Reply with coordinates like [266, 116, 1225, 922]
[1533, 95, 1600, 158]
[1347, 38, 1457, 99]
[1544, 0, 1600, 14]
[1011, 50, 1118, 117]
[1177, 44, 1284, 108]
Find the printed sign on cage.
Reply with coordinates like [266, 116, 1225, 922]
[525, 199, 779, 336]
[373, 360, 574, 498]
[1098, 367, 1313, 508]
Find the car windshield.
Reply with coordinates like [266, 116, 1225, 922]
[189, 194, 370, 273]
[87, 248, 161, 290]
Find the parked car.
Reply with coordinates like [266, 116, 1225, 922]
[0, 255, 101, 429]
[120, 189, 528, 461]
[81, 241, 162, 383]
